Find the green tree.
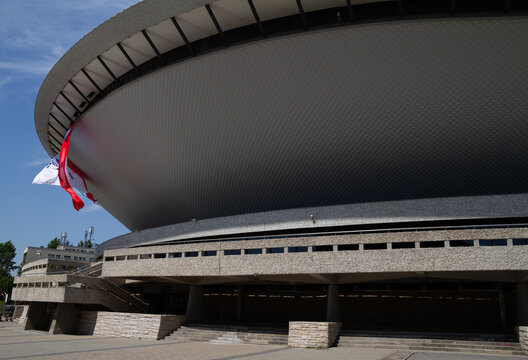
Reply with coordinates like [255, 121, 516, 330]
[0, 241, 16, 302]
[47, 237, 61, 249]
[0, 241, 16, 277]
[77, 239, 93, 248]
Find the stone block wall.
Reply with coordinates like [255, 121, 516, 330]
[519, 326, 528, 354]
[78, 311, 185, 340]
[288, 321, 341, 348]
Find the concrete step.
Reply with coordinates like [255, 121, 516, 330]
[164, 324, 288, 345]
[337, 336, 524, 356]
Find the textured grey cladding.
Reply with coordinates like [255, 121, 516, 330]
[65, 18, 528, 230]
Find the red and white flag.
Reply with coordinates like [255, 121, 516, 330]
[33, 122, 95, 210]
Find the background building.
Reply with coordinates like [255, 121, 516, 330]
[13, 0, 528, 354]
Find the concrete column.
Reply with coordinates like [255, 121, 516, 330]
[517, 283, 528, 326]
[326, 284, 340, 322]
[186, 284, 204, 322]
[49, 303, 80, 334]
[237, 285, 244, 322]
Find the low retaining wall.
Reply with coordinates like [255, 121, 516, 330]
[288, 321, 341, 348]
[78, 311, 186, 340]
[519, 326, 528, 354]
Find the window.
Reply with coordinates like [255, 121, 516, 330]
[202, 250, 217, 256]
[288, 246, 308, 253]
[449, 240, 474, 247]
[115, 256, 125, 261]
[419, 241, 444, 248]
[364, 243, 388, 250]
[392, 242, 415, 249]
[337, 244, 359, 251]
[312, 245, 333, 252]
[74, 256, 78, 260]
[245, 248, 262, 255]
[126, 255, 138, 260]
[169, 252, 182, 258]
[266, 247, 284, 254]
[224, 249, 241, 256]
[64, 255, 71, 259]
[48, 254, 55, 258]
[185, 251, 199, 257]
[139, 254, 152, 259]
[104, 256, 114, 261]
[479, 239, 507, 246]
[154, 253, 166, 259]
[513, 238, 528, 246]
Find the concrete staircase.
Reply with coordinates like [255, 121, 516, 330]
[164, 323, 288, 345]
[71, 261, 102, 277]
[337, 330, 524, 356]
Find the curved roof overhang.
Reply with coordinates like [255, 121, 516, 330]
[33, 0, 528, 231]
[36, 0, 391, 155]
[35, 0, 528, 155]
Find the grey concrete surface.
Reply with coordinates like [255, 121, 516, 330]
[406, 353, 528, 360]
[1, 322, 527, 360]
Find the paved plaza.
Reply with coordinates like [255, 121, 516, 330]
[0, 322, 526, 360]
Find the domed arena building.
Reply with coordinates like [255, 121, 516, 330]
[13, 0, 528, 353]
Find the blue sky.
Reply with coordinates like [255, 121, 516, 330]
[0, 0, 139, 268]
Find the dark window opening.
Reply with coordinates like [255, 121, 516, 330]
[364, 243, 387, 250]
[337, 244, 359, 251]
[312, 245, 333, 252]
[245, 248, 262, 255]
[154, 253, 166, 259]
[139, 254, 152, 259]
[168, 252, 182, 258]
[115, 255, 126, 261]
[266, 247, 284, 254]
[127, 254, 138, 260]
[479, 239, 507, 246]
[224, 249, 241, 256]
[104, 256, 114, 261]
[185, 251, 199, 257]
[513, 238, 528, 246]
[420, 241, 445, 248]
[449, 240, 474, 247]
[392, 242, 415, 249]
[288, 246, 308, 253]
[202, 250, 217, 256]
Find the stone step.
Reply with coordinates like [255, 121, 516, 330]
[340, 330, 516, 342]
[165, 324, 288, 345]
[338, 336, 521, 347]
[338, 341, 522, 351]
[337, 337, 524, 356]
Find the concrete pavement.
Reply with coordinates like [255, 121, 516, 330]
[1, 322, 526, 360]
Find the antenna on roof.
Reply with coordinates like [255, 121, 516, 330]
[61, 232, 68, 246]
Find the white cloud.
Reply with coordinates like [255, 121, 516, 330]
[0, 60, 54, 76]
[25, 158, 50, 167]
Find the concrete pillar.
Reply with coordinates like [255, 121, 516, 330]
[49, 303, 80, 334]
[326, 284, 340, 322]
[517, 283, 528, 326]
[237, 285, 244, 322]
[186, 284, 204, 322]
[498, 283, 507, 329]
